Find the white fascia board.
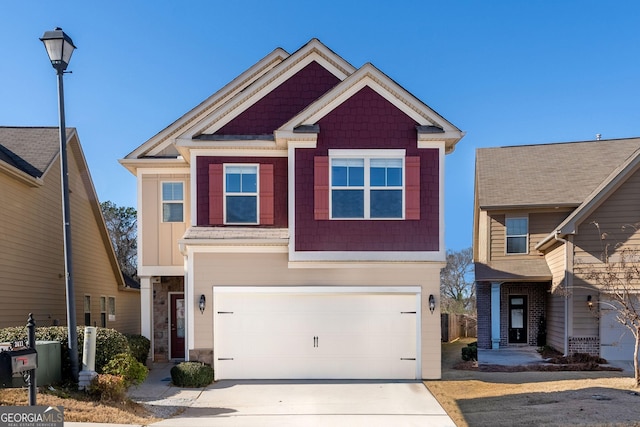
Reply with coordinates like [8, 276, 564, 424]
[0, 162, 43, 187]
[288, 250, 446, 263]
[181, 241, 288, 254]
[138, 266, 186, 276]
[136, 167, 191, 175]
[288, 261, 445, 270]
[188, 148, 288, 158]
[119, 158, 189, 175]
[213, 285, 422, 294]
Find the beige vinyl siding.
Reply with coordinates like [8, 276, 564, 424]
[191, 251, 443, 379]
[544, 243, 566, 350]
[570, 169, 640, 338]
[141, 174, 190, 267]
[490, 210, 570, 261]
[0, 137, 139, 333]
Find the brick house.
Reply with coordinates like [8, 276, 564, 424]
[121, 39, 464, 379]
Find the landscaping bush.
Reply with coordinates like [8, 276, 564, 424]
[124, 334, 150, 365]
[88, 374, 127, 402]
[102, 352, 148, 387]
[170, 362, 214, 387]
[461, 341, 478, 361]
[0, 325, 130, 383]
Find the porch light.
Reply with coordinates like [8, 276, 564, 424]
[587, 295, 593, 310]
[429, 294, 436, 314]
[199, 294, 206, 314]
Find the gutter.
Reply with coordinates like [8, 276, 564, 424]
[554, 231, 571, 356]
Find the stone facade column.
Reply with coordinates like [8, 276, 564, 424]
[491, 282, 501, 349]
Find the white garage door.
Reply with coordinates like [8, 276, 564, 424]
[600, 305, 637, 362]
[213, 287, 420, 380]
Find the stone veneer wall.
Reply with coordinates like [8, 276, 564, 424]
[153, 276, 184, 361]
[189, 349, 214, 366]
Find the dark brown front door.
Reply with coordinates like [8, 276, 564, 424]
[170, 293, 185, 359]
[509, 295, 527, 344]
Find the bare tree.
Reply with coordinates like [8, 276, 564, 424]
[100, 201, 137, 279]
[440, 247, 475, 314]
[578, 243, 640, 387]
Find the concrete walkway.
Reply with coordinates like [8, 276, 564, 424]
[68, 363, 455, 426]
[478, 346, 544, 366]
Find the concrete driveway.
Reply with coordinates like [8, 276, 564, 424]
[151, 380, 455, 427]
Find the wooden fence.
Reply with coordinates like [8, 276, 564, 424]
[441, 313, 477, 342]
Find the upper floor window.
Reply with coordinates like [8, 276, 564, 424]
[162, 182, 184, 222]
[225, 165, 258, 224]
[506, 216, 528, 254]
[330, 151, 404, 219]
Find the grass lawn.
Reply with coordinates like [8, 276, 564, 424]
[425, 338, 640, 427]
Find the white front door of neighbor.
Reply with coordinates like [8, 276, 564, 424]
[213, 287, 420, 380]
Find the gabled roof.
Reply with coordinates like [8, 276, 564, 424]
[0, 126, 130, 290]
[476, 138, 640, 210]
[121, 38, 464, 173]
[536, 143, 640, 249]
[0, 127, 71, 185]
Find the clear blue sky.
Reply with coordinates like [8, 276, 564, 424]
[3, 1, 640, 251]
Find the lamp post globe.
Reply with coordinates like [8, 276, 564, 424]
[40, 27, 79, 383]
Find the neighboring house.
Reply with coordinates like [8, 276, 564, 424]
[120, 39, 464, 380]
[474, 137, 640, 364]
[0, 127, 140, 334]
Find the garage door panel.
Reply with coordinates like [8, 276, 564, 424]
[214, 289, 419, 380]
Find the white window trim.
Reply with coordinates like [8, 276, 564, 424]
[223, 163, 260, 225]
[505, 215, 529, 255]
[328, 149, 405, 220]
[161, 181, 185, 223]
[100, 296, 107, 327]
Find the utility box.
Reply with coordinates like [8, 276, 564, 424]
[0, 341, 61, 387]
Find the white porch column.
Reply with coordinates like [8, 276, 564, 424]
[491, 282, 501, 349]
[139, 276, 152, 341]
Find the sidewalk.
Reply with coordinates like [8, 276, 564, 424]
[66, 363, 203, 427]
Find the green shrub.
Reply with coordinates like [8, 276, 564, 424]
[170, 362, 214, 387]
[461, 341, 478, 361]
[102, 353, 148, 387]
[0, 326, 130, 383]
[88, 374, 126, 402]
[124, 334, 150, 365]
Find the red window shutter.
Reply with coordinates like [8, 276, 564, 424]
[314, 156, 329, 220]
[259, 164, 274, 225]
[405, 156, 420, 220]
[208, 164, 224, 225]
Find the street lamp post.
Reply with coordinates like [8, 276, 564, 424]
[40, 27, 79, 383]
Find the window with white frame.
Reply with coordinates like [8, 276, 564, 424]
[330, 151, 404, 219]
[162, 182, 184, 222]
[224, 165, 258, 224]
[506, 216, 528, 254]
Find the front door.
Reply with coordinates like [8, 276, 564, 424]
[170, 293, 185, 359]
[508, 295, 527, 344]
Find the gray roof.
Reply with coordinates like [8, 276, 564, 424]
[476, 138, 640, 209]
[0, 127, 73, 178]
[475, 259, 552, 282]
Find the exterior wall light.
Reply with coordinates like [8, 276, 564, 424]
[429, 294, 436, 314]
[199, 294, 206, 314]
[587, 295, 593, 310]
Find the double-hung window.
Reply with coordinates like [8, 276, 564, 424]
[225, 165, 258, 224]
[330, 151, 404, 219]
[506, 216, 528, 254]
[162, 182, 184, 222]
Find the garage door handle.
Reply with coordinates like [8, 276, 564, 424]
[313, 336, 318, 348]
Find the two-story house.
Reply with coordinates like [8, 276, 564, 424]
[474, 137, 640, 365]
[0, 127, 140, 332]
[121, 39, 464, 380]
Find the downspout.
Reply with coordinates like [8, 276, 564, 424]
[555, 231, 571, 356]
